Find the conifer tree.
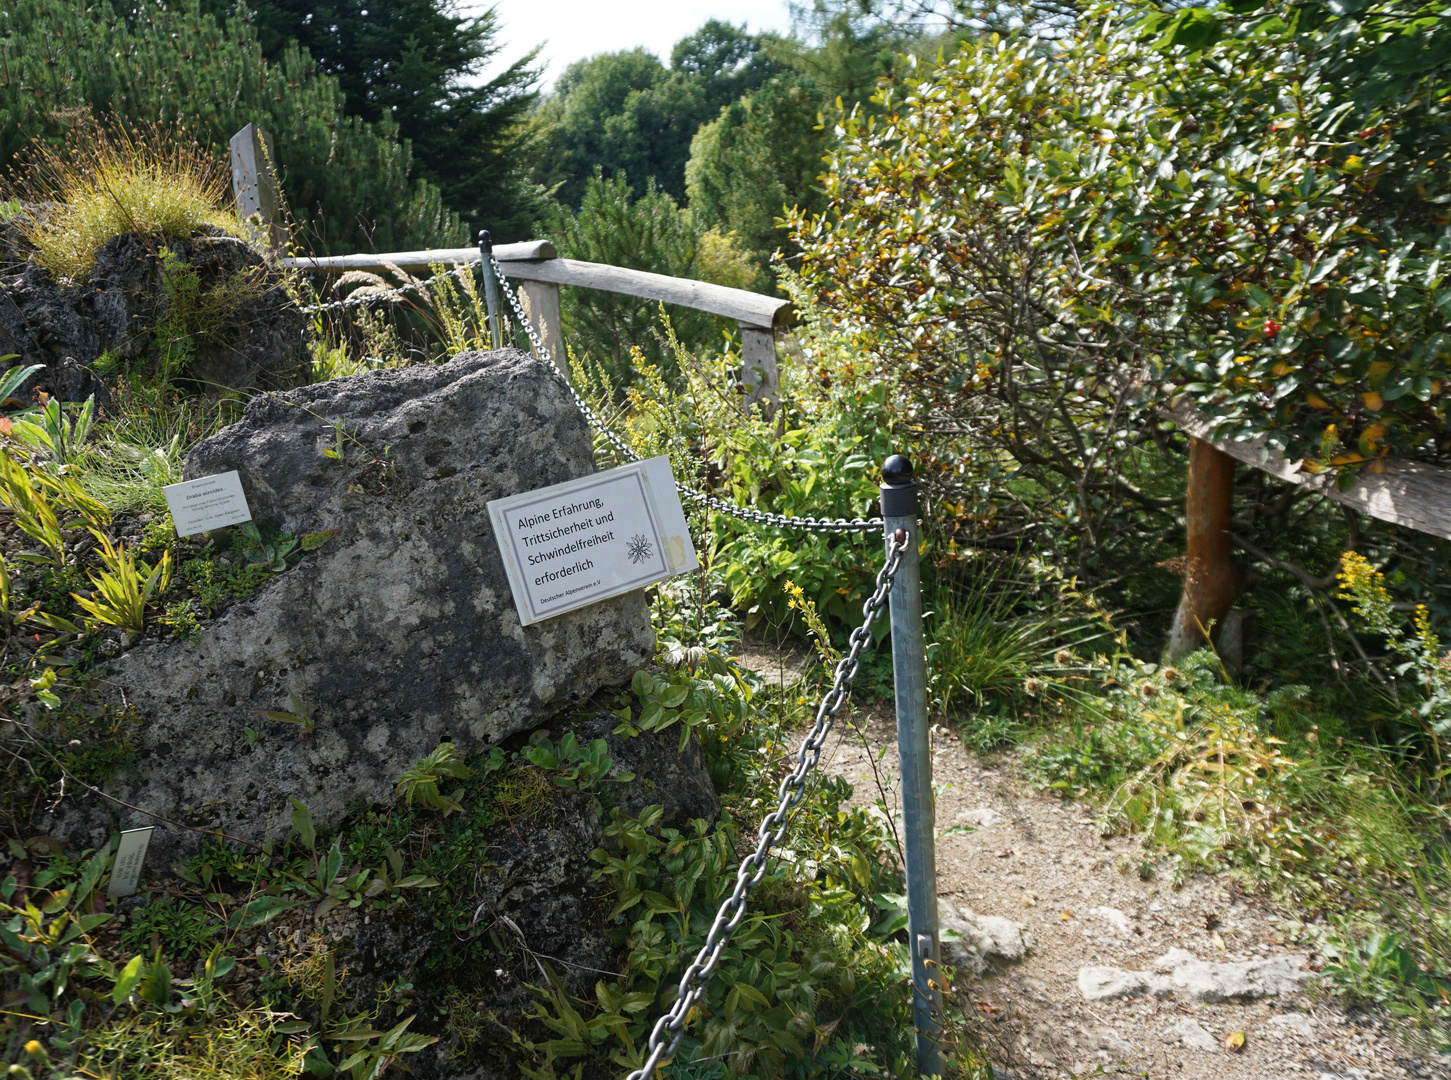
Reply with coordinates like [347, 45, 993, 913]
[0, 0, 464, 253]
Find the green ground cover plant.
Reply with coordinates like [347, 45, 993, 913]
[1, 595, 988, 1078]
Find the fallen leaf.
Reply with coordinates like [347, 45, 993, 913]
[1223, 1030, 1246, 1052]
[1212, 930, 1226, 951]
[994, 849, 1012, 859]
[1060, 910, 1073, 921]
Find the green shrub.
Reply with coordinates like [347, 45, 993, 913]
[578, 278, 904, 637]
[120, 896, 216, 959]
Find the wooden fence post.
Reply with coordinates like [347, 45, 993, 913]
[229, 124, 285, 253]
[740, 325, 779, 415]
[518, 280, 565, 376]
[1167, 437, 1247, 659]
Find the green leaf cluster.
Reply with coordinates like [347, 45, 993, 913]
[792, 0, 1451, 495]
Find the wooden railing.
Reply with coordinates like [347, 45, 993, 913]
[1162, 399, 1451, 541]
[231, 124, 788, 408]
[278, 240, 790, 410]
[234, 126, 1450, 540]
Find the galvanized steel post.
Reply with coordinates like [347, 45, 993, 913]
[880, 454, 943, 1076]
[477, 230, 505, 350]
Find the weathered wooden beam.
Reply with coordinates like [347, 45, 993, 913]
[282, 246, 792, 330]
[497, 257, 791, 329]
[279, 241, 556, 273]
[1163, 400, 1451, 541]
[229, 124, 285, 252]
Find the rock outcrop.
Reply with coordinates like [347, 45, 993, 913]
[215, 709, 718, 1078]
[1078, 948, 1310, 1003]
[939, 897, 1033, 976]
[0, 221, 302, 396]
[38, 349, 656, 861]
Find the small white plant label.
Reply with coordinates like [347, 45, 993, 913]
[488, 455, 698, 626]
[163, 470, 253, 537]
[107, 827, 155, 897]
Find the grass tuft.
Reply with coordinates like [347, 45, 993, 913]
[9, 122, 238, 282]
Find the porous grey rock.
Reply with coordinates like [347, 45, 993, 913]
[956, 806, 1005, 828]
[1080, 949, 1310, 1003]
[1154, 947, 1310, 1001]
[0, 226, 301, 396]
[1078, 965, 1173, 1001]
[1089, 905, 1132, 935]
[1266, 1012, 1316, 1038]
[1172, 1017, 1220, 1052]
[37, 350, 655, 861]
[939, 897, 1033, 976]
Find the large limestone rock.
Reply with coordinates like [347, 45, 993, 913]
[47, 350, 655, 860]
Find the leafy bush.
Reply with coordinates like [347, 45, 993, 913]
[789, 0, 1451, 580]
[579, 280, 904, 636]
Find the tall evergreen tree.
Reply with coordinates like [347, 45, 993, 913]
[200, 0, 544, 240]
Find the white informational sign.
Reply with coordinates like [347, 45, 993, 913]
[488, 456, 699, 626]
[162, 470, 253, 537]
[107, 827, 155, 898]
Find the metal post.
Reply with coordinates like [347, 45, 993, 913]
[880, 454, 943, 1076]
[477, 230, 504, 350]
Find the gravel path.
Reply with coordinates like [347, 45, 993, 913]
[814, 706, 1450, 1079]
[734, 637, 1450, 1080]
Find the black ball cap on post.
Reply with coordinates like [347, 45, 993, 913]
[880, 454, 917, 517]
[477, 229, 493, 254]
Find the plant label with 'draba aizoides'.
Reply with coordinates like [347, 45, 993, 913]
[107, 827, 155, 898]
[163, 470, 253, 537]
[488, 455, 697, 626]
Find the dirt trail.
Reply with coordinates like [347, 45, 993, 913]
[735, 642, 1451, 1080]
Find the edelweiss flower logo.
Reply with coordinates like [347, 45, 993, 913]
[626, 533, 654, 565]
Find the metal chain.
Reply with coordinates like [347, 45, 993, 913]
[625, 527, 909, 1080]
[489, 255, 884, 536]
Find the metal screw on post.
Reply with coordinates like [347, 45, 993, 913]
[880, 454, 943, 1077]
[477, 230, 504, 350]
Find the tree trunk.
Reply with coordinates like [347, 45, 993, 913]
[1167, 437, 1245, 659]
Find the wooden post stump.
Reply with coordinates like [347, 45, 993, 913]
[740, 325, 779, 416]
[1168, 437, 1247, 659]
[518, 280, 565, 376]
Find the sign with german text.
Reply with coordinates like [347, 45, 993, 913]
[488, 456, 698, 625]
[163, 470, 253, 537]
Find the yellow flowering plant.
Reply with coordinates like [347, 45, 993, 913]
[1339, 551, 1451, 763]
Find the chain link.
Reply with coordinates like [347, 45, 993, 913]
[624, 527, 908, 1080]
[489, 255, 884, 536]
